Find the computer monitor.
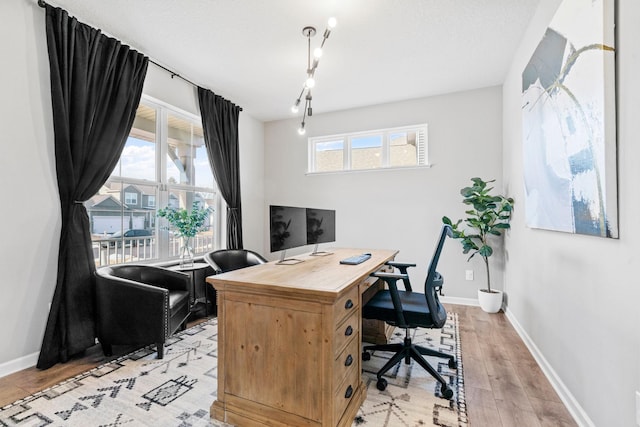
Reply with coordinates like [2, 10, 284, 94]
[306, 208, 336, 255]
[269, 205, 307, 264]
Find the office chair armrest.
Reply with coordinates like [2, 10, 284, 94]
[384, 262, 416, 291]
[371, 272, 410, 290]
[380, 263, 415, 291]
[385, 261, 417, 270]
[370, 272, 408, 327]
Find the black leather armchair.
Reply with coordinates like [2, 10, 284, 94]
[95, 265, 191, 359]
[203, 249, 268, 273]
[362, 225, 457, 398]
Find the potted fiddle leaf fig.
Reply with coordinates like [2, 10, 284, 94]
[442, 177, 514, 313]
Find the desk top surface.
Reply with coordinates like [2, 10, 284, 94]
[207, 248, 397, 297]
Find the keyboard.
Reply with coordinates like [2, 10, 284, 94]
[339, 253, 372, 265]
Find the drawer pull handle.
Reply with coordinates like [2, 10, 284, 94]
[345, 325, 353, 336]
[345, 354, 353, 366]
[345, 299, 354, 309]
[345, 385, 353, 399]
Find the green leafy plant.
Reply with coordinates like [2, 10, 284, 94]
[442, 177, 514, 293]
[157, 203, 211, 239]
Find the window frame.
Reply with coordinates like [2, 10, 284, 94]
[307, 123, 429, 174]
[91, 94, 221, 266]
[124, 191, 138, 205]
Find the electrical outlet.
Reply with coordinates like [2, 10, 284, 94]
[465, 270, 474, 281]
[636, 390, 640, 426]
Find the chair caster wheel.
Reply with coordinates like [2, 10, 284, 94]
[376, 378, 387, 391]
[448, 359, 457, 369]
[362, 352, 371, 361]
[441, 384, 453, 399]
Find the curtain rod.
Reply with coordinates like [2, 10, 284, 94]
[36, 0, 242, 112]
[148, 60, 198, 89]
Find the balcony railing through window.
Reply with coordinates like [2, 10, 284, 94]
[92, 231, 214, 267]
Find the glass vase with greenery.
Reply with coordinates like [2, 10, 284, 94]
[442, 177, 514, 293]
[157, 203, 211, 267]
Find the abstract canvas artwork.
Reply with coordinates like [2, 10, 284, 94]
[522, 0, 617, 238]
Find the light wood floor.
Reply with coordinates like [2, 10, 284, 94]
[0, 305, 576, 426]
[451, 304, 577, 427]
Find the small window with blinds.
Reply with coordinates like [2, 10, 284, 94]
[308, 124, 428, 173]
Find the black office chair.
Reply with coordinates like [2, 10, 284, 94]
[362, 225, 457, 398]
[203, 249, 268, 274]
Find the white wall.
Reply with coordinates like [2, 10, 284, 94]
[238, 114, 265, 253]
[264, 87, 504, 299]
[0, 0, 264, 374]
[503, 1, 640, 426]
[0, 0, 58, 374]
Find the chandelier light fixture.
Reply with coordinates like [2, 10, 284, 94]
[292, 17, 337, 135]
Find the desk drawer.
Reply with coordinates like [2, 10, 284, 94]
[333, 363, 359, 423]
[333, 336, 358, 392]
[334, 285, 359, 329]
[334, 311, 359, 356]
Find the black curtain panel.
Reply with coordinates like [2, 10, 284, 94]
[37, 5, 148, 369]
[197, 87, 244, 249]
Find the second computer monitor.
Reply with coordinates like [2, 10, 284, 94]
[306, 208, 336, 254]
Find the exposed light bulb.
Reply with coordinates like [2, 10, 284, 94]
[305, 77, 316, 88]
[291, 20, 335, 134]
[291, 98, 301, 113]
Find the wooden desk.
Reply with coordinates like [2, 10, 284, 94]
[207, 248, 397, 427]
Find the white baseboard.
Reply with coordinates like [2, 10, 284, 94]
[504, 307, 594, 427]
[0, 351, 39, 378]
[441, 296, 478, 306]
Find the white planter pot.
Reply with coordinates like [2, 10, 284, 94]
[478, 289, 503, 313]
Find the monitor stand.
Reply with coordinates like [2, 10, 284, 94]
[276, 249, 304, 265]
[310, 244, 333, 256]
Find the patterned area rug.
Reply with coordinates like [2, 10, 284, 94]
[358, 312, 467, 426]
[0, 314, 467, 427]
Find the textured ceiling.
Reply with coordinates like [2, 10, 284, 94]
[46, 0, 541, 122]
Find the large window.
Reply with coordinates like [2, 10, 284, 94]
[308, 124, 428, 173]
[87, 96, 218, 266]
